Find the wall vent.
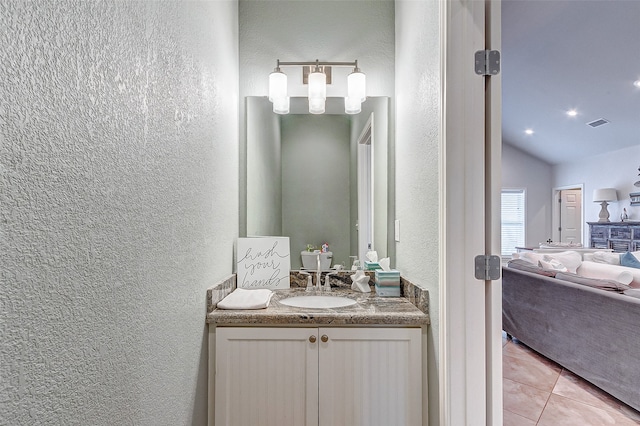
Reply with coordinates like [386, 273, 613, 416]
[587, 118, 610, 128]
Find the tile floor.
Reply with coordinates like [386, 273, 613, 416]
[503, 332, 640, 425]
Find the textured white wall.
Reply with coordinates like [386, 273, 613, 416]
[239, 0, 395, 98]
[395, 1, 441, 425]
[0, 2, 238, 424]
[554, 144, 640, 234]
[502, 143, 554, 247]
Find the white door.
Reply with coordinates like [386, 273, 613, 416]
[318, 328, 422, 426]
[443, 0, 502, 425]
[215, 327, 319, 426]
[560, 189, 582, 244]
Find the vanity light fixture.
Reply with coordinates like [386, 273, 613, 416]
[268, 59, 366, 115]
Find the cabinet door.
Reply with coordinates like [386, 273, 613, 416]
[318, 328, 422, 426]
[216, 327, 319, 426]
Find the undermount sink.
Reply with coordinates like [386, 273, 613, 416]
[279, 295, 357, 309]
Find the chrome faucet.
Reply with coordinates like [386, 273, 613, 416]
[316, 252, 322, 291]
[324, 270, 338, 292]
[300, 270, 313, 292]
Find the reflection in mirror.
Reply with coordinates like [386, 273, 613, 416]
[244, 97, 390, 269]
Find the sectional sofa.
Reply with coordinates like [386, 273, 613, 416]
[503, 261, 640, 411]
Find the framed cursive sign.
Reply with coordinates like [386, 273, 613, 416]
[236, 237, 291, 289]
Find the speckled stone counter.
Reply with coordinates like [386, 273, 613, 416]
[206, 271, 430, 326]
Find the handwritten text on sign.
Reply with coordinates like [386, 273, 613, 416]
[237, 237, 291, 289]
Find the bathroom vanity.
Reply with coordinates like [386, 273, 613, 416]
[206, 273, 429, 426]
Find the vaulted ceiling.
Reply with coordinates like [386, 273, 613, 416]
[502, 0, 640, 165]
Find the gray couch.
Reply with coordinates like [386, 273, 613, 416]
[502, 266, 640, 411]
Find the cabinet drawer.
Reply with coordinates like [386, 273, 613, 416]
[610, 227, 631, 240]
[609, 240, 631, 253]
[590, 226, 608, 240]
[591, 241, 608, 249]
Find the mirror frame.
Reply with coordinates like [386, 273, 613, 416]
[240, 96, 394, 269]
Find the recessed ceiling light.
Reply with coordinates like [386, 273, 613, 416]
[525, 129, 534, 135]
[566, 109, 578, 117]
[634, 80, 640, 89]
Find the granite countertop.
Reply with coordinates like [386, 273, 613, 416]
[206, 272, 430, 327]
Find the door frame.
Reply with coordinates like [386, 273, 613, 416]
[357, 114, 375, 262]
[440, 0, 502, 425]
[552, 184, 584, 244]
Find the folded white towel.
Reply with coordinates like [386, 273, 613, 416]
[217, 288, 274, 310]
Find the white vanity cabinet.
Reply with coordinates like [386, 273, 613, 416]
[213, 326, 423, 426]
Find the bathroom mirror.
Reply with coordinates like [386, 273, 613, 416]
[242, 96, 391, 269]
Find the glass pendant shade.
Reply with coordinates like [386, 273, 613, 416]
[347, 70, 366, 102]
[268, 60, 365, 115]
[273, 97, 290, 114]
[269, 70, 287, 102]
[308, 71, 327, 101]
[344, 97, 361, 115]
[309, 97, 325, 114]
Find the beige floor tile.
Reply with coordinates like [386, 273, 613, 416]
[538, 394, 639, 426]
[503, 409, 537, 426]
[503, 377, 550, 422]
[503, 335, 640, 424]
[503, 352, 561, 392]
[504, 339, 562, 370]
[553, 370, 640, 421]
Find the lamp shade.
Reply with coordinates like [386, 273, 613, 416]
[593, 188, 618, 202]
[344, 96, 361, 115]
[268, 70, 287, 102]
[308, 97, 325, 114]
[347, 70, 366, 102]
[272, 97, 290, 114]
[308, 71, 326, 101]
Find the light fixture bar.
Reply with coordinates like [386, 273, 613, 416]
[302, 66, 332, 84]
[277, 60, 359, 67]
[268, 59, 366, 115]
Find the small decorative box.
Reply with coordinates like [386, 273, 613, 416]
[374, 270, 401, 287]
[365, 261, 382, 270]
[375, 284, 401, 297]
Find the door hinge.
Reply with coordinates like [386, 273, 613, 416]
[474, 50, 500, 76]
[474, 255, 501, 281]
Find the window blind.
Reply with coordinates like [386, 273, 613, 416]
[501, 189, 525, 257]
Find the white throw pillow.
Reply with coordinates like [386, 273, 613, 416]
[539, 258, 568, 272]
[577, 261, 636, 285]
[623, 289, 640, 299]
[592, 251, 621, 265]
[519, 252, 546, 265]
[543, 251, 582, 274]
[617, 271, 634, 285]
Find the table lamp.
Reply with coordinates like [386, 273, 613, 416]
[593, 188, 618, 222]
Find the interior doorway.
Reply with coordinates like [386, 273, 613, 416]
[552, 185, 584, 245]
[357, 114, 374, 263]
